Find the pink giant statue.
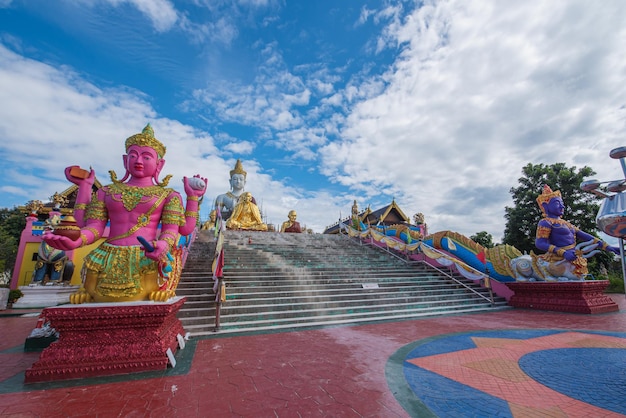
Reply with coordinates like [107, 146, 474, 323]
[43, 124, 207, 303]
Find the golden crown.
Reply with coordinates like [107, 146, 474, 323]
[536, 184, 562, 213]
[230, 159, 247, 178]
[125, 124, 166, 158]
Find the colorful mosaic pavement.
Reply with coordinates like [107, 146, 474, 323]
[389, 329, 626, 417]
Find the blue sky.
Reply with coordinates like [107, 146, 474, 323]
[1, 0, 625, 239]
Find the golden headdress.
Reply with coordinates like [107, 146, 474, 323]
[125, 124, 166, 158]
[536, 184, 562, 215]
[230, 159, 247, 179]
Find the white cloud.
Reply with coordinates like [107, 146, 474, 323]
[101, 0, 178, 32]
[0, 43, 346, 232]
[224, 141, 255, 155]
[319, 0, 626, 240]
[3, 0, 626, 240]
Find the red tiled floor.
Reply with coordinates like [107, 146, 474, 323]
[0, 295, 624, 417]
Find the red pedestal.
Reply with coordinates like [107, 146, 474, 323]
[25, 297, 186, 384]
[506, 281, 619, 314]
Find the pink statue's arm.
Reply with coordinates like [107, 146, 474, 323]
[42, 230, 82, 251]
[42, 218, 106, 251]
[65, 166, 96, 227]
[179, 175, 208, 236]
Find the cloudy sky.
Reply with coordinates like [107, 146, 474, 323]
[1, 0, 625, 240]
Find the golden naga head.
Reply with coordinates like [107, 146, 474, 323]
[230, 159, 247, 179]
[125, 124, 166, 158]
[536, 184, 562, 216]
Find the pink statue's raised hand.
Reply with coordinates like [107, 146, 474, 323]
[42, 230, 82, 251]
[183, 175, 207, 198]
[65, 166, 95, 187]
[143, 239, 169, 262]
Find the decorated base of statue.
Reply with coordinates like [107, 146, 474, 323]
[24, 297, 186, 384]
[506, 281, 619, 314]
[13, 285, 80, 309]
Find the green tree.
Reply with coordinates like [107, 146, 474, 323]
[470, 231, 495, 248]
[0, 207, 25, 281]
[503, 162, 599, 255]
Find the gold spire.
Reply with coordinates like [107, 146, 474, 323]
[230, 159, 247, 178]
[125, 124, 166, 158]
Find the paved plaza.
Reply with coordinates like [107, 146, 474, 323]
[1, 295, 625, 417]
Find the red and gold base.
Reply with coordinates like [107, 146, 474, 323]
[506, 281, 619, 314]
[25, 297, 186, 384]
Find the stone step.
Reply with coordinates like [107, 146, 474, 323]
[185, 304, 509, 336]
[178, 291, 498, 317]
[176, 229, 508, 335]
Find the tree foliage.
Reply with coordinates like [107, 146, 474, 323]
[0, 207, 25, 280]
[503, 162, 599, 255]
[470, 231, 495, 248]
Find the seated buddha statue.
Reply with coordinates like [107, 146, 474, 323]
[214, 159, 255, 221]
[226, 192, 268, 231]
[280, 210, 302, 233]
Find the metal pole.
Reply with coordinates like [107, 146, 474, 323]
[214, 277, 223, 332]
[619, 238, 626, 295]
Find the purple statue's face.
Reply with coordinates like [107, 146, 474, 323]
[545, 197, 565, 218]
[126, 145, 160, 179]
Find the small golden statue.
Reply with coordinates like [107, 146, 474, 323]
[280, 210, 302, 233]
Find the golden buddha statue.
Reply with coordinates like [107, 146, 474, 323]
[226, 192, 268, 231]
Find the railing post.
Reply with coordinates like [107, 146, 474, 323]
[214, 277, 224, 332]
[484, 268, 494, 306]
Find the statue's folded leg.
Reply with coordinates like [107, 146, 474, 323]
[70, 272, 95, 304]
[149, 289, 175, 302]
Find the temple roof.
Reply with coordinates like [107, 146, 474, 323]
[18, 178, 104, 219]
[362, 199, 409, 226]
[323, 199, 412, 234]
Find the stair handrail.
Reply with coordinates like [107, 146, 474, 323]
[340, 222, 494, 305]
[414, 258, 494, 305]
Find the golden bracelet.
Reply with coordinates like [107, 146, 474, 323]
[84, 226, 101, 240]
[80, 234, 88, 246]
[184, 211, 198, 218]
[161, 237, 175, 248]
[555, 248, 566, 257]
[187, 196, 199, 201]
[160, 230, 178, 238]
[74, 203, 87, 210]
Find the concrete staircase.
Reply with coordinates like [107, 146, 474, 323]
[177, 230, 510, 336]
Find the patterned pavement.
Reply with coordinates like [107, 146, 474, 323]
[0, 295, 625, 417]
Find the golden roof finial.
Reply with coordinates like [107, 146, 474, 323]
[50, 192, 69, 209]
[124, 124, 166, 158]
[25, 200, 43, 215]
[230, 159, 247, 178]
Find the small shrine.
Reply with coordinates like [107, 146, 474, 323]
[10, 183, 106, 308]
